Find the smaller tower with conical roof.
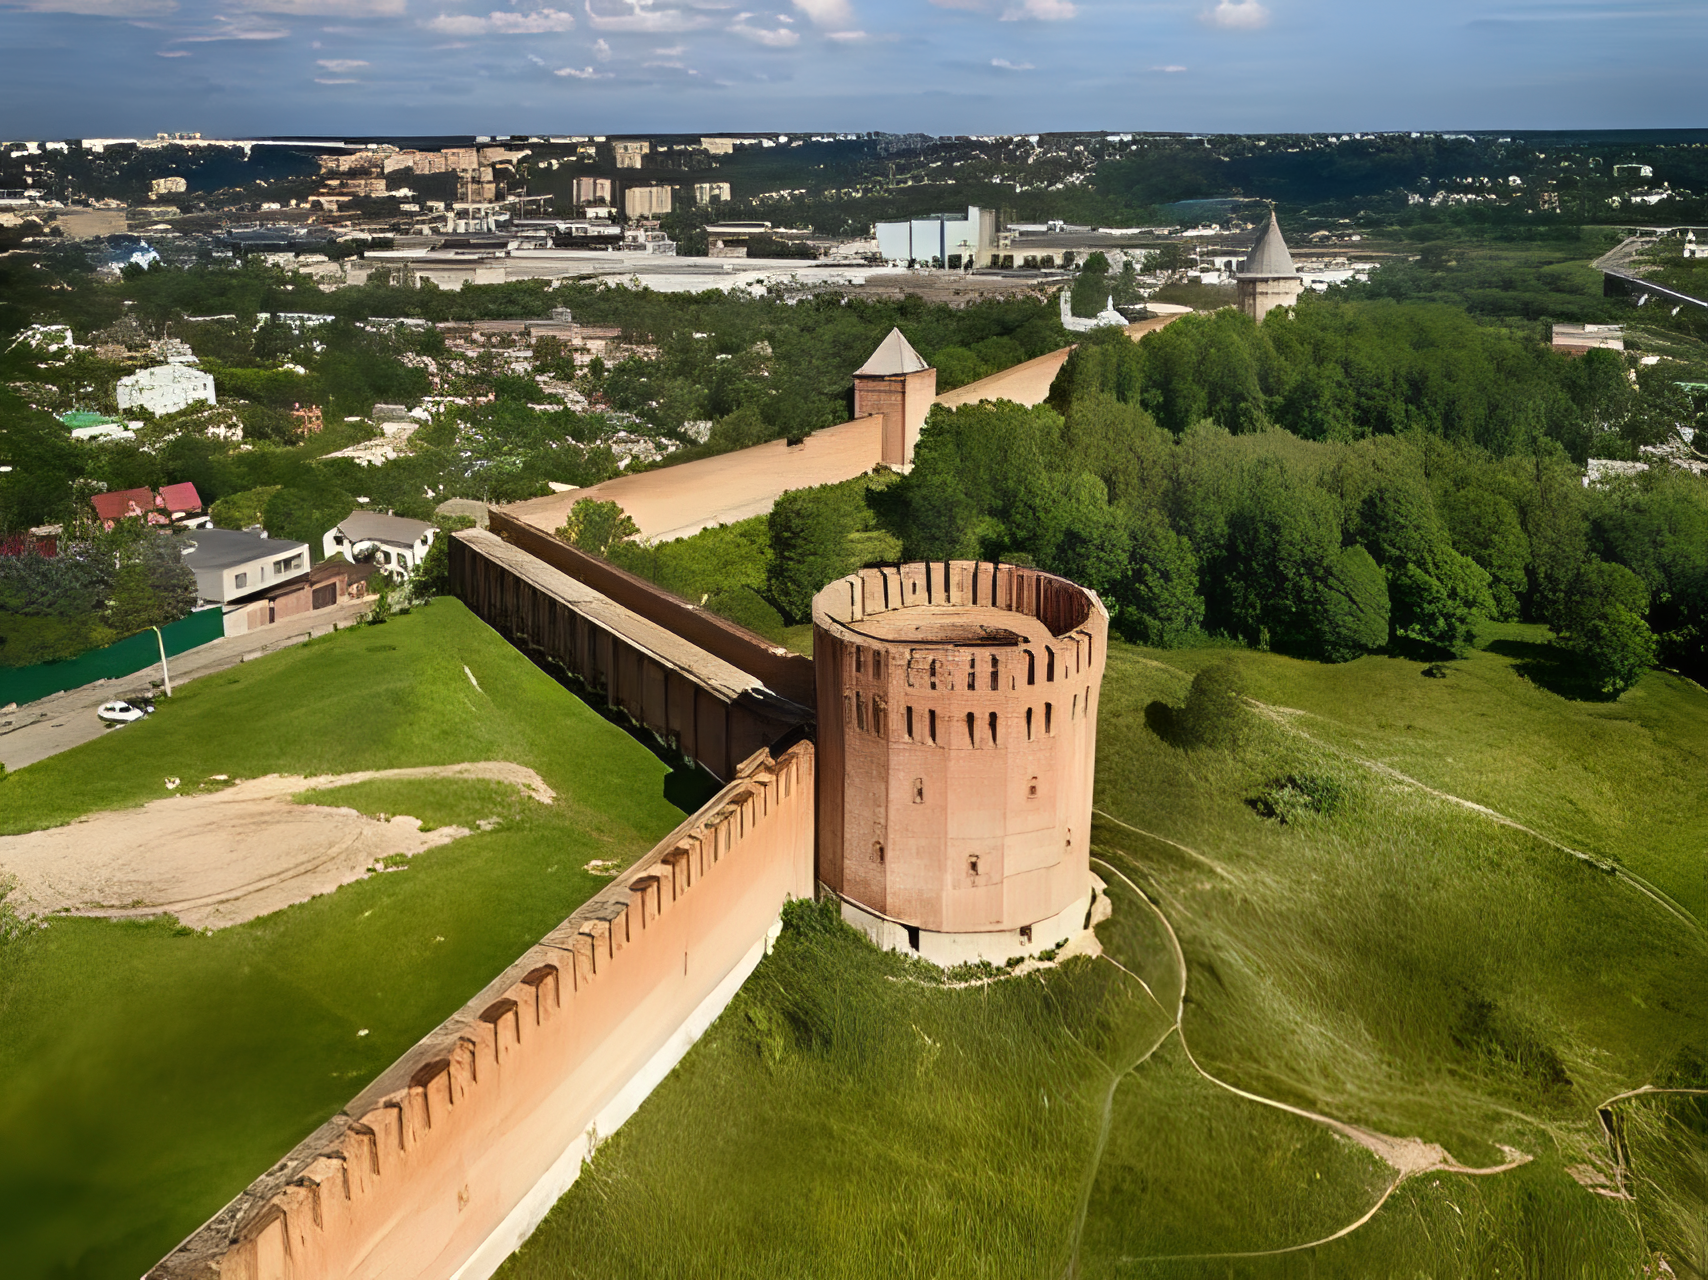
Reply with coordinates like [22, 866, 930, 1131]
[853, 327, 937, 468]
[1235, 210, 1303, 322]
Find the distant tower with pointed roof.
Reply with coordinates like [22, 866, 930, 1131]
[1235, 210, 1303, 322]
[853, 327, 937, 468]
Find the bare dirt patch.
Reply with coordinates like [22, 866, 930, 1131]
[0, 762, 552, 929]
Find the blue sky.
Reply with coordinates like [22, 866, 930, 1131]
[1, 0, 1703, 138]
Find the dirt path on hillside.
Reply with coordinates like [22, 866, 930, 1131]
[0, 762, 552, 930]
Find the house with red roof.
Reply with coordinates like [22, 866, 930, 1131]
[90, 483, 207, 530]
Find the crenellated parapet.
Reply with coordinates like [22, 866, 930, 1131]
[813, 561, 1107, 965]
[150, 743, 815, 1280]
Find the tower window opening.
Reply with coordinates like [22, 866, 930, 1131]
[1026, 650, 1036, 685]
[929, 659, 938, 691]
[873, 698, 885, 736]
[873, 652, 882, 679]
[906, 705, 915, 739]
[855, 646, 863, 674]
[873, 841, 884, 864]
[1027, 777, 1038, 799]
[912, 777, 925, 804]
[1047, 648, 1056, 682]
[911, 581, 918, 596]
[929, 709, 937, 743]
[989, 711, 998, 745]
[855, 692, 866, 731]
[967, 657, 976, 691]
[966, 711, 976, 746]
[968, 854, 980, 877]
[990, 657, 999, 690]
[906, 925, 920, 951]
[1045, 702, 1053, 734]
[1020, 924, 1033, 943]
[1026, 707, 1034, 740]
[1072, 693, 1077, 720]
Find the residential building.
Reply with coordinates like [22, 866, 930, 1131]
[700, 138, 736, 155]
[223, 558, 379, 636]
[694, 181, 731, 205]
[323, 511, 439, 580]
[613, 141, 649, 170]
[116, 363, 216, 417]
[573, 176, 614, 205]
[179, 527, 310, 605]
[873, 206, 1004, 268]
[623, 185, 673, 218]
[91, 482, 205, 529]
[621, 224, 676, 255]
[149, 176, 187, 199]
[1684, 231, 1705, 260]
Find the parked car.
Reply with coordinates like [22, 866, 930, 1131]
[97, 700, 152, 724]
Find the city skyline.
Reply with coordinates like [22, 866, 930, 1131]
[1, 0, 1704, 138]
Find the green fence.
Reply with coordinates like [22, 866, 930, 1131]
[0, 608, 225, 708]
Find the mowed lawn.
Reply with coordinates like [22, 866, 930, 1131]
[500, 627, 1708, 1280]
[0, 600, 693, 1280]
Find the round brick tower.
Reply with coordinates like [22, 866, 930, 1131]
[812, 560, 1108, 965]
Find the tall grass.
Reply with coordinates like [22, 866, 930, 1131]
[504, 629, 1706, 1278]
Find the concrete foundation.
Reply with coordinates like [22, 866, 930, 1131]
[830, 883, 1093, 967]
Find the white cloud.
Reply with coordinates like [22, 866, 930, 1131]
[428, 6, 575, 32]
[316, 56, 369, 68]
[156, 46, 191, 54]
[824, 27, 863, 37]
[930, 0, 1072, 18]
[554, 62, 611, 75]
[1204, 0, 1267, 28]
[790, 0, 848, 21]
[177, 14, 289, 38]
[1002, 0, 1072, 17]
[990, 56, 1032, 68]
[593, 35, 611, 55]
[651, 39, 684, 51]
[584, 0, 712, 31]
[729, 14, 797, 42]
[1150, 62, 1186, 71]
[315, 75, 359, 82]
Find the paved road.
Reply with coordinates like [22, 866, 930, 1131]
[0, 597, 372, 772]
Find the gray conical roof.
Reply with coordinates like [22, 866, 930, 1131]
[855, 327, 931, 376]
[1239, 212, 1298, 279]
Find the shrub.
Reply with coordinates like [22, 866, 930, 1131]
[1250, 772, 1351, 823]
[1175, 659, 1248, 751]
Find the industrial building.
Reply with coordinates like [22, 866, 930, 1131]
[873, 206, 1006, 268]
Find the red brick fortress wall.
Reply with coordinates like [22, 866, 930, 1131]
[149, 745, 816, 1280]
[812, 562, 1107, 962]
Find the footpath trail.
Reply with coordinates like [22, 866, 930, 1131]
[1061, 846, 1534, 1273]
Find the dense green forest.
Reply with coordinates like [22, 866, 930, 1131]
[581, 300, 1707, 698]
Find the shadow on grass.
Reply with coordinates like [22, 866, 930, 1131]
[522, 651, 724, 815]
[1484, 638, 1615, 702]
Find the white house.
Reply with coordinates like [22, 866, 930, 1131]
[117, 363, 216, 417]
[179, 527, 310, 605]
[323, 511, 438, 580]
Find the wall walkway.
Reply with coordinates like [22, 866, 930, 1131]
[452, 525, 811, 781]
[149, 742, 816, 1280]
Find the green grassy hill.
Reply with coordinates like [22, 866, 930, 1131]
[501, 624, 1708, 1279]
[0, 600, 697, 1280]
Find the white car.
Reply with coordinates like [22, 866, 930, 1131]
[97, 700, 151, 724]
